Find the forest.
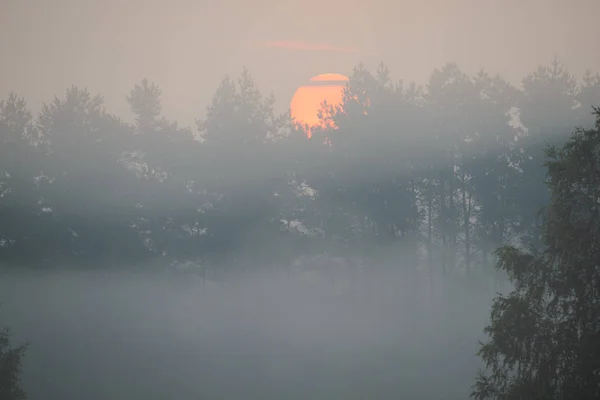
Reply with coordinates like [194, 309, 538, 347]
[1, 59, 600, 399]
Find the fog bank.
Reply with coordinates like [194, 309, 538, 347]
[1, 266, 494, 399]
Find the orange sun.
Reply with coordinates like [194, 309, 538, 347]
[290, 73, 348, 138]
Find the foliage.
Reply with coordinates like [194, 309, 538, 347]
[0, 60, 598, 278]
[472, 108, 600, 400]
[0, 326, 27, 400]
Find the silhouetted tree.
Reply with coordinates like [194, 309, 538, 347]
[34, 86, 141, 265]
[0, 94, 43, 264]
[577, 70, 600, 127]
[126, 79, 199, 262]
[520, 59, 579, 139]
[472, 108, 600, 400]
[463, 71, 520, 288]
[196, 68, 289, 270]
[0, 325, 27, 400]
[127, 78, 162, 133]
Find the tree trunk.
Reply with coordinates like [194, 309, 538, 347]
[428, 178, 434, 302]
[439, 174, 447, 278]
[448, 167, 456, 273]
[462, 171, 472, 274]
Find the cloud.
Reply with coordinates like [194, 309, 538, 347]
[260, 40, 359, 53]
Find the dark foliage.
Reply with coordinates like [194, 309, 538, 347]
[0, 326, 27, 400]
[472, 108, 600, 400]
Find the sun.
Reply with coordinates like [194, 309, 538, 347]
[290, 73, 348, 138]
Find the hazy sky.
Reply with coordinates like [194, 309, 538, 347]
[1, 0, 599, 126]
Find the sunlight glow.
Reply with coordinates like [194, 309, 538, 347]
[290, 73, 349, 138]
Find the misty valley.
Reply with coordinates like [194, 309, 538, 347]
[1, 58, 600, 399]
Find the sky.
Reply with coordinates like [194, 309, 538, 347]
[1, 0, 599, 126]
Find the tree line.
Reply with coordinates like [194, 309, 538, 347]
[1, 60, 599, 284]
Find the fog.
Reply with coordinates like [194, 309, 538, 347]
[0, 264, 494, 400]
[2, 0, 599, 125]
[2, 0, 600, 398]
